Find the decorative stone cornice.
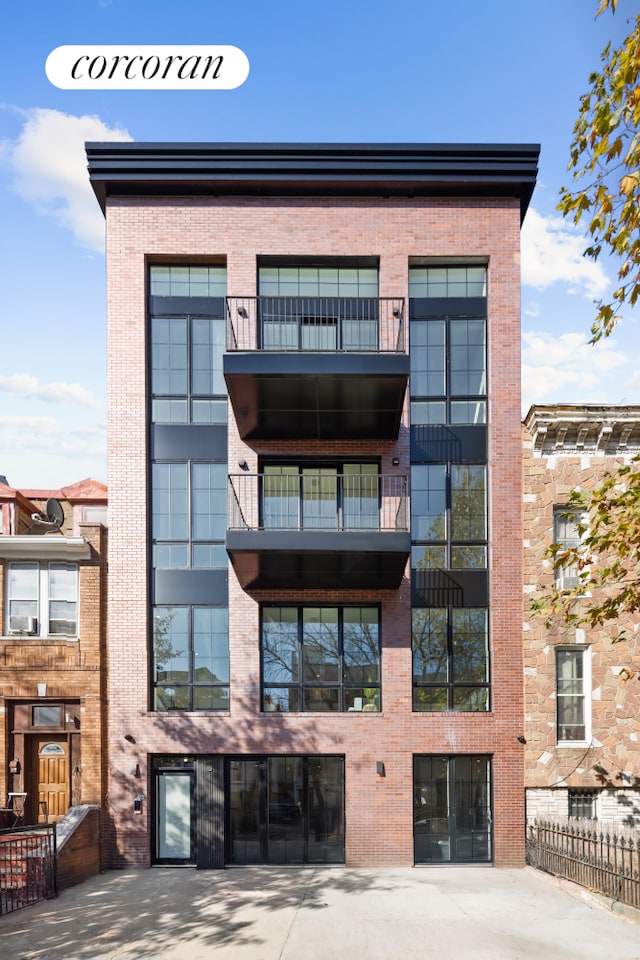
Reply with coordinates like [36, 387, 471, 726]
[523, 405, 640, 456]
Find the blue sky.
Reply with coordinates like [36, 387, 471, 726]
[0, 0, 637, 489]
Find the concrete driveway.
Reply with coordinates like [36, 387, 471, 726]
[1, 866, 638, 960]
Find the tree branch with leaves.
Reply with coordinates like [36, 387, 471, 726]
[530, 456, 640, 678]
[558, 0, 640, 341]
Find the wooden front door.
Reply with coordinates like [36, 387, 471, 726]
[31, 736, 69, 823]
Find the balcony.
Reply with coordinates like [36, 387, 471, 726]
[223, 297, 408, 439]
[226, 471, 410, 590]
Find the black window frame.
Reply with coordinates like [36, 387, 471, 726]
[152, 604, 230, 712]
[260, 605, 381, 713]
[151, 459, 227, 570]
[409, 312, 487, 427]
[412, 606, 490, 712]
[410, 462, 488, 571]
[258, 458, 381, 531]
[148, 263, 227, 426]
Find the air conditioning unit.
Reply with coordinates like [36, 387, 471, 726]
[9, 615, 38, 635]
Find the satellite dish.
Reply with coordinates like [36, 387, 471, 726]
[45, 498, 64, 528]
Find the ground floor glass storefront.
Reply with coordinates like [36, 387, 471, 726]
[152, 752, 492, 867]
[413, 755, 492, 863]
[152, 754, 344, 866]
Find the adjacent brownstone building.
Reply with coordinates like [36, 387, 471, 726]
[0, 478, 108, 831]
[88, 141, 538, 868]
[523, 405, 640, 827]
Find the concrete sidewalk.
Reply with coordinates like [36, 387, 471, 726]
[1, 866, 638, 960]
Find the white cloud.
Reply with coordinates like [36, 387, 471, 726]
[1, 107, 132, 251]
[0, 373, 102, 409]
[0, 415, 63, 437]
[0, 416, 107, 488]
[521, 208, 610, 299]
[522, 330, 629, 410]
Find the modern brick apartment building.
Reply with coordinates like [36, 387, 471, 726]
[523, 405, 640, 828]
[88, 142, 538, 868]
[0, 478, 108, 828]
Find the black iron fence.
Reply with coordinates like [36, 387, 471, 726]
[527, 819, 640, 910]
[0, 824, 57, 915]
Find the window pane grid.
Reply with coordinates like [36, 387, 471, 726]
[412, 607, 489, 712]
[150, 263, 227, 423]
[411, 465, 487, 570]
[153, 605, 229, 711]
[152, 461, 226, 569]
[259, 266, 379, 298]
[150, 265, 226, 298]
[408, 269, 487, 425]
[553, 506, 581, 588]
[262, 607, 380, 712]
[409, 265, 487, 298]
[6, 562, 78, 637]
[556, 648, 587, 741]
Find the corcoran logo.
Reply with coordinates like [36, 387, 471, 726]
[46, 45, 250, 90]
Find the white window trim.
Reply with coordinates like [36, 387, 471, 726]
[5, 561, 79, 640]
[556, 645, 591, 748]
[553, 505, 591, 591]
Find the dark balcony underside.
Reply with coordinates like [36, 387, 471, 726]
[226, 530, 410, 590]
[224, 352, 409, 439]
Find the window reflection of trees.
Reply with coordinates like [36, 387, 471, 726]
[412, 607, 488, 712]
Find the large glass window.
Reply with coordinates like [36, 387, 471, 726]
[261, 606, 380, 713]
[409, 265, 487, 299]
[258, 264, 379, 351]
[259, 265, 378, 298]
[412, 607, 489, 711]
[152, 461, 227, 569]
[556, 648, 590, 743]
[6, 562, 78, 637]
[409, 266, 487, 426]
[411, 464, 487, 570]
[414, 755, 492, 863]
[150, 265, 227, 299]
[153, 605, 229, 711]
[262, 462, 379, 531]
[150, 265, 226, 424]
[228, 755, 345, 865]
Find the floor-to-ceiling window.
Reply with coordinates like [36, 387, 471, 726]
[413, 755, 492, 863]
[228, 755, 345, 865]
[149, 264, 229, 712]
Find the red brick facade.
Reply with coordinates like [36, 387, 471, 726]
[91, 144, 538, 869]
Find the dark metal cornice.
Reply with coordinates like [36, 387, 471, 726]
[86, 141, 539, 222]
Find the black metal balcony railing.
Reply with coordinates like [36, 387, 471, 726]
[228, 473, 409, 532]
[226, 297, 406, 353]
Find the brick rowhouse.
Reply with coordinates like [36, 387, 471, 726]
[0, 478, 108, 851]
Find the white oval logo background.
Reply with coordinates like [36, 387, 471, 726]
[46, 45, 250, 90]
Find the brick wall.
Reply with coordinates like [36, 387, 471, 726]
[106, 193, 525, 867]
[0, 520, 108, 841]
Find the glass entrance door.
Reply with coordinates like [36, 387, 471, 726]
[413, 755, 492, 863]
[227, 756, 344, 865]
[155, 768, 194, 864]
